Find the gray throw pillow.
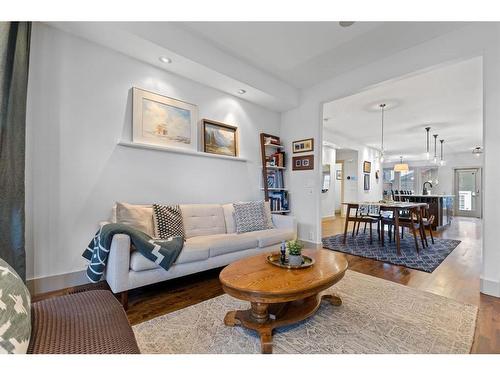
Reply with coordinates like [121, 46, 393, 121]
[233, 201, 268, 234]
[0, 258, 31, 354]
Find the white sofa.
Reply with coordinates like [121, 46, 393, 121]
[104, 203, 297, 307]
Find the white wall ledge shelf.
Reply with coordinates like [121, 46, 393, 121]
[118, 141, 248, 162]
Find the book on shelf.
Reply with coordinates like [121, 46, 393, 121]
[266, 169, 284, 189]
[268, 191, 289, 212]
[265, 151, 285, 168]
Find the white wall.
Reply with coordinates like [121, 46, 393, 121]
[280, 23, 500, 297]
[334, 163, 342, 212]
[321, 146, 336, 218]
[25, 23, 281, 281]
[325, 131, 383, 213]
[336, 149, 358, 216]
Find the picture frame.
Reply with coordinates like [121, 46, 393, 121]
[363, 161, 372, 174]
[202, 119, 239, 157]
[292, 155, 314, 170]
[292, 138, 314, 153]
[364, 173, 370, 191]
[132, 87, 198, 151]
[336, 169, 342, 180]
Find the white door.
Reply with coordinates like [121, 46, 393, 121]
[454, 168, 482, 218]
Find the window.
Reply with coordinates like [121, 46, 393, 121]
[399, 170, 415, 192]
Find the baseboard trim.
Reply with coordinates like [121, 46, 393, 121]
[27, 269, 89, 295]
[480, 277, 500, 297]
[299, 239, 323, 248]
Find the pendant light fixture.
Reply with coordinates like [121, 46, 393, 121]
[433, 134, 438, 164]
[425, 127, 431, 160]
[379, 103, 386, 163]
[394, 156, 409, 172]
[439, 139, 445, 166]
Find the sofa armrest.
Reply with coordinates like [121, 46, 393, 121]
[272, 214, 297, 238]
[105, 234, 131, 294]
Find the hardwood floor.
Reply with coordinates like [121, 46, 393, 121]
[322, 215, 499, 353]
[34, 216, 499, 353]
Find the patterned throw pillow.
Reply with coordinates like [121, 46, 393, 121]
[233, 201, 268, 234]
[0, 258, 31, 354]
[153, 204, 185, 240]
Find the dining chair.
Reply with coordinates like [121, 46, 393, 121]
[421, 208, 436, 245]
[344, 204, 381, 245]
[382, 207, 425, 253]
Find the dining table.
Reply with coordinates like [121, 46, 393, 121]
[342, 201, 429, 255]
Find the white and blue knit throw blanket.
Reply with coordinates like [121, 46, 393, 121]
[82, 223, 184, 283]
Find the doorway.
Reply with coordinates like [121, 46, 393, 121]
[454, 168, 482, 218]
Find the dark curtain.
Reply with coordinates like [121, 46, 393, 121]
[0, 22, 31, 281]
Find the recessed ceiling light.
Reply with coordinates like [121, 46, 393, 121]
[159, 56, 172, 64]
[339, 21, 355, 27]
[237, 89, 246, 94]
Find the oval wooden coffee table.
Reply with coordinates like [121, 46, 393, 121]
[219, 248, 348, 354]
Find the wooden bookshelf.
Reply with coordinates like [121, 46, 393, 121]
[260, 133, 290, 215]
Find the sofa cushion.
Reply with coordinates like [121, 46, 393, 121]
[254, 228, 295, 248]
[115, 202, 155, 237]
[130, 236, 211, 271]
[222, 203, 236, 234]
[0, 257, 31, 354]
[208, 233, 259, 257]
[264, 204, 274, 229]
[180, 204, 226, 239]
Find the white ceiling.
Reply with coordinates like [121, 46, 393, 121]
[49, 21, 472, 111]
[323, 57, 483, 162]
[177, 22, 468, 88]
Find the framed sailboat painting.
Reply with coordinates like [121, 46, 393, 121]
[132, 87, 198, 151]
[202, 119, 239, 157]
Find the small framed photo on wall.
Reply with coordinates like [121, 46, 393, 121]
[363, 161, 372, 174]
[292, 155, 314, 170]
[364, 173, 370, 191]
[292, 138, 314, 153]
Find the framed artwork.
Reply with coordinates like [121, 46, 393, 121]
[336, 169, 343, 180]
[292, 155, 314, 170]
[202, 119, 239, 157]
[132, 87, 198, 151]
[292, 138, 314, 153]
[363, 161, 372, 174]
[364, 173, 370, 191]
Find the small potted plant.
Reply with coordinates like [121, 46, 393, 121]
[287, 240, 304, 266]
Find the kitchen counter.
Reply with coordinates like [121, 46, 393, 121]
[394, 195, 454, 230]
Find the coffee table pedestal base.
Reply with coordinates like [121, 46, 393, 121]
[223, 293, 342, 354]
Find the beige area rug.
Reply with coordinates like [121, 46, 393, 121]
[133, 271, 478, 354]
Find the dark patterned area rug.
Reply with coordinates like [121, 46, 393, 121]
[322, 231, 461, 272]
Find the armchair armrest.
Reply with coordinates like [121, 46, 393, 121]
[105, 234, 131, 293]
[272, 214, 297, 239]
